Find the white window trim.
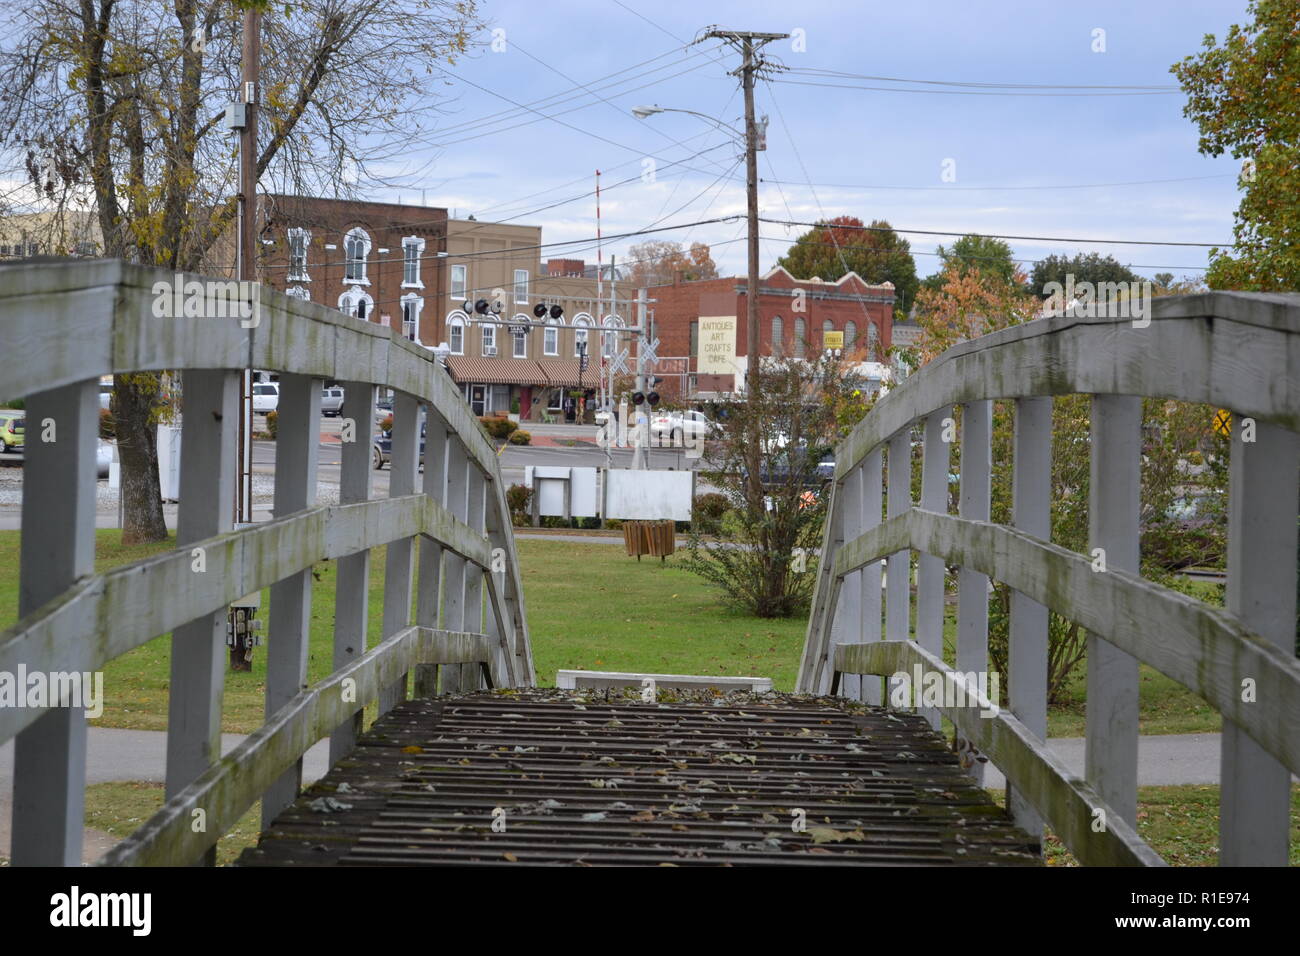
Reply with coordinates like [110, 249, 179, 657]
[343, 227, 371, 286]
[573, 313, 592, 358]
[401, 236, 426, 290]
[400, 293, 424, 344]
[448, 312, 466, 355]
[511, 314, 529, 358]
[338, 287, 374, 321]
[543, 318, 559, 356]
[287, 227, 311, 282]
[601, 314, 624, 358]
[513, 269, 529, 305]
[450, 263, 467, 298]
[287, 285, 310, 302]
[481, 323, 497, 355]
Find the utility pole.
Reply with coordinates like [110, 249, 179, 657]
[236, 10, 262, 525]
[703, 28, 788, 502]
[633, 287, 648, 470]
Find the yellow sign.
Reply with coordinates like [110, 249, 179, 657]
[698, 315, 737, 374]
[1212, 408, 1231, 437]
[823, 330, 844, 349]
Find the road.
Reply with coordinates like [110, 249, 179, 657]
[0, 417, 719, 529]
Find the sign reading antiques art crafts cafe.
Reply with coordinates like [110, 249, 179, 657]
[698, 315, 737, 375]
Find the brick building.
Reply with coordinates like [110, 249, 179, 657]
[253, 194, 449, 347]
[645, 265, 896, 398]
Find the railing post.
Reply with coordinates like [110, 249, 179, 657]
[886, 430, 911, 644]
[812, 471, 846, 695]
[1084, 394, 1140, 826]
[262, 372, 321, 828]
[859, 447, 884, 704]
[415, 406, 449, 696]
[12, 379, 97, 866]
[460, 466, 488, 691]
[832, 465, 864, 700]
[440, 439, 470, 691]
[166, 370, 239, 866]
[380, 392, 421, 714]
[916, 408, 951, 728]
[1220, 419, 1298, 865]
[1009, 396, 1051, 840]
[484, 478, 524, 685]
[957, 400, 991, 783]
[329, 381, 374, 762]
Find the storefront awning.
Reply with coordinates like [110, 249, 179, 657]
[445, 356, 551, 387]
[536, 359, 587, 389]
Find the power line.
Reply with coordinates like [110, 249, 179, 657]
[760, 217, 1233, 248]
[759, 173, 1235, 192]
[783, 66, 1178, 91]
[772, 76, 1180, 97]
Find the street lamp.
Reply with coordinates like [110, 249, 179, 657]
[634, 99, 768, 501]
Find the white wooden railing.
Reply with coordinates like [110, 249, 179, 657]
[0, 260, 534, 866]
[798, 291, 1300, 867]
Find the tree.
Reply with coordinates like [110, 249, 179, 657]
[0, 0, 481, 541]
[1172, 0, 1300, 290]
[927, 234, 1019, 290]
[1028, 253, 1140, 300]
[625, 240, 718, 287]
[911, 266, 1227, 704]
[683, 354, 871, 618]
[777, 216, 919, 316]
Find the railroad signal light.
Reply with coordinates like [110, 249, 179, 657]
[549, 304, 564, 319]
[533, 303, 548, 318]
[647, 391, 660, 407]
[632, 391, 645, 405]
[474, 299, 490, 315]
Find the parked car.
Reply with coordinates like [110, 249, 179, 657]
[252, 382, 279, 414]
[0, 412, 24, 453]
[321, 386, 345, 416]
[373, 420, 427, 470]
[743, 438, 835, 490]
[374, 397, 394, 428]
[649, 409, 720, 444]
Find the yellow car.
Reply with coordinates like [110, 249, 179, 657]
[0, 412, 24, 453]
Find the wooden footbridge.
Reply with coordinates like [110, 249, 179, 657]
[1, 261, 1296, 866]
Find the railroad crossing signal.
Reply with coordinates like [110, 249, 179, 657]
[609, 347, 629, 376]
[640, 336, 660, 367]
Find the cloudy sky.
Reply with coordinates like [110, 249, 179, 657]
[373, 0, 1250, 284]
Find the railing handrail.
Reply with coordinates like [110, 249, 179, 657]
[800, 290, 1300, 867]
[0, 260, 535, 866]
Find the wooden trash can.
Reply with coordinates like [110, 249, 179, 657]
[623, 520, 676, 561]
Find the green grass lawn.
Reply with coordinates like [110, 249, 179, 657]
[0, 530, 1218, 736]
[0, 531, 805, 733]
[988, 785, 1300, 866]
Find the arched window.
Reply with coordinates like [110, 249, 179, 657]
[822, 319, 834, 349]
[844, 320, 857, 350]
[343, 227, 371, 284]
[793, 317, 806, 358]
[511, 314, 529, 358]
[447, 311, 466, 355]
[481, 322, 497, 355]
[338, 287, 373, 321]
[544, 317, 559, 356]
[867, 322, 879, 359]
[400, 294, 423, 343]
[602, 314, 624, 358]
[771, 315, 784, 355]
[573, 313, 592, 357]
